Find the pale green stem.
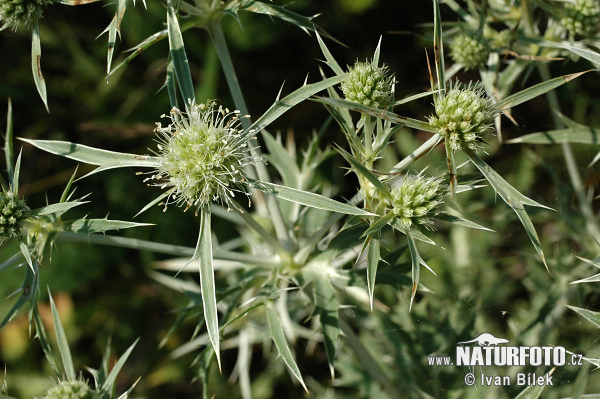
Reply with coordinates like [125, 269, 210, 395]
[537, 63, 600, 244]
[363, 115, 373, 162]
[55, 231, 280, 267]
[445, 138, 458, 198]
[208, 21, 292, 249]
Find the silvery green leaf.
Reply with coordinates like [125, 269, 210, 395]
[495, 70, 592, 111]
[258, 182, 374, 216]
[63, 218, 152, 234]
[437, 214, 493, 231]
[31, 20, 48, 112]
[566, 305, 600, 329]
[19, 138, 158, 176]
[49, 289, 75, 380]
[336, 146, 392, 200]
[262, 131, 300, 189]
[316, 31, 344, 76]
[0, 264, 37, 330]
[464, 148, 550, 271]
[4, 99, 13, 185]
[99, 0, 126, 81]
[310, 271, 340, 379]
[507, 127, 600, 145]
[32, 201, 87, 217]
[366, 235, 380, 312]
[101, 338, 139, 393]
[246, 76, 345, 139]
[266, 301, 308, 392]
[167, 0, 195, 103]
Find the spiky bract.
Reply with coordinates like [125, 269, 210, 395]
[428, 83, 496, 151]
[340, 60, 393, 108]
[150, 101, 259, 211]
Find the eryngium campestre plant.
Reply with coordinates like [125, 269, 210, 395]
[35, 379, 100, 399]
[560, 0, 600, 37]
[389, 174, 445, 230]
[449, 33, 490, 70]
[0, 0, 52, 30]
[150, 101, 260, 212]
[0, 188, 30, 241]
[340, 59, 393, 108]
[428, 83, 496, 151]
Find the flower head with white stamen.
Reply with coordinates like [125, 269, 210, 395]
[150, 100, 260, 212]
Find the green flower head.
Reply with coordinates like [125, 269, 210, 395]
[560, 0, 600, 37]
[0, 188, 30, 241]
[340, 59, 394, 108]
[150, 101, 260, 212]
[389, 173, 446, 230]
[0, 0, 52, 30]
[449, 33, 490, 70]
[35, 379, 100, 399]
[428, 83, 496, 151]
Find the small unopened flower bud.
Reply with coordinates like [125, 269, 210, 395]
[389, 174, 445, 230]
[449, 33, 490, 70]
[428, 83, 496, 151]
[151, 101, 261, 211]
[35, 379, 100, 399]
[0, 0, 52, 30]
[0, 189, 30, 241]
[560, 0, 600, 37]
[340, 60, 394, 108]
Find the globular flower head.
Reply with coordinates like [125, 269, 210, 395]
[428, 83, 496, 151]
[388, 174, 446, 230]
[0, 0, 52, 30]
[35, 379, 100, 399]
[340, 59, 394, 108]
[149, 101, 260, 212]
[0, 188, 30, 241]
[449, 33, 490, 70]
[560, 0, 600, 37]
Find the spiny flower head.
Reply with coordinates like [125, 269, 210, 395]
[0, 0, 52, 30]
[449, 33, 490, 70]
[150, 101, 260, 212]
[0, 188, 30, 241]
[428, 83, 496, 151]
[560, 0, 600, 37]
[340, 59, 394, 108]
[388, 173, 446, 230]
[35, 379, 100, 399]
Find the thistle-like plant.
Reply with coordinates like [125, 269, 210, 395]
[340, 59, 394, 108]
[559, 0, 600, 37]
[449, 32, 490, 70]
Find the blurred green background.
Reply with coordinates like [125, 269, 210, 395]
[1, 0, 599, 397]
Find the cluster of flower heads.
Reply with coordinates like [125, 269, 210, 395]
[559, 0, 600, 37]
[149, 101, 260, 212]
[449, 33, 490, 71]
[0, 188, 30, 241]
[0, 0, 52, 30]
[387, 173, 446, 230]
[35, 379, 99, 399]
[341, 59, 394, 108]
[428, 83, 496, 151]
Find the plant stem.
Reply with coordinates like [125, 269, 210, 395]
[208, 21, 292, 249]
[537, 62, 600, 245]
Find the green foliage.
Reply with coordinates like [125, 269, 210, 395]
[1, 0, 600, 398]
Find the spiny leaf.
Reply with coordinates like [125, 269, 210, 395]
[245, 76, 345, 140]
[566, 305, 600, 329]
[63, 218, 153, 234]
[336, 146, 392, 200]
[101, 338, 139, 393]
[257, 181, 374, 216]
[49, 289, 76, 381]
[4, 99, 13, 185]
[464, 148, 550, 271]
[100, 0, 127, 81]
[316, 31, 344, 76]
[196, 207, 221, 370]
[507, 127, 600, 145]
[31, 20, 48, 112]
[266, 301, 308, 392]
[313, 96, 439, 134]
[19, 138, 158, 176]
[167, 0, 195, 103]
[407, 231, 421, 312]
[366, 235, 380, 312]
[495, 70, 593, 111]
